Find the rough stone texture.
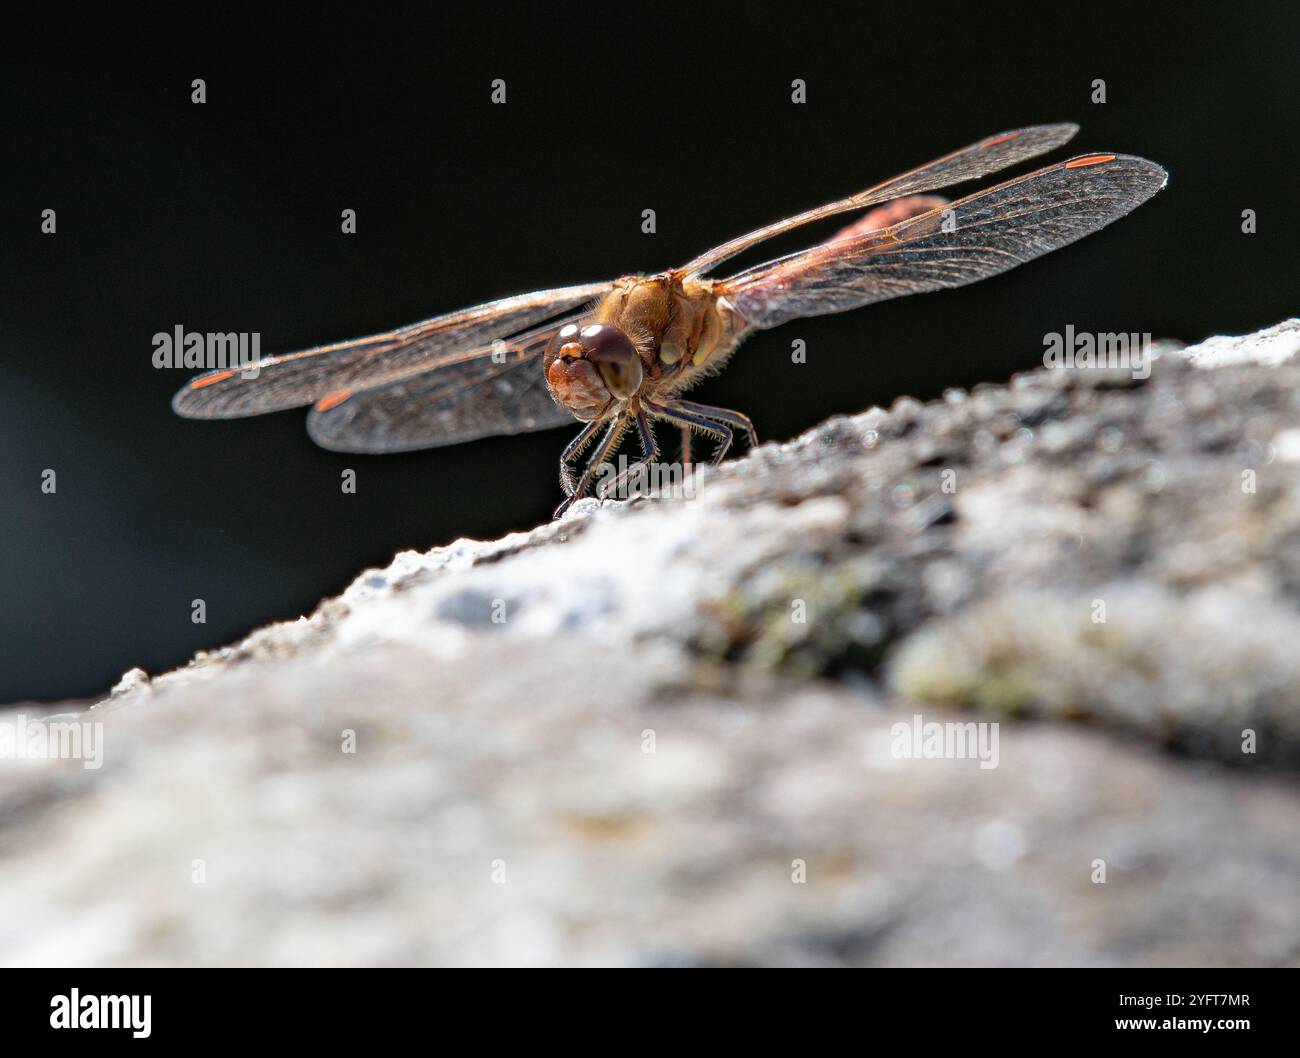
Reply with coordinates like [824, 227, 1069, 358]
[2, 321, 1299, 966]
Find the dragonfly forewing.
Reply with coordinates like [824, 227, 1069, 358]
[172, 281, 613, 419]
[305, 313, 584, 452]
[721, 153, 1167, 330]
[681, 123, 1080, 278]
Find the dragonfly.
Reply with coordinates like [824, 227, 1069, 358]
[174, 123, 1166, 516]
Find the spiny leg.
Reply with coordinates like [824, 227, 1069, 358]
[667, 399, 759, 450]
[597, 408, 659, 500]
[644, 399, 733, 465]
[680, 425, 693, 470]
[558, 418, 605, 498]
[554, 414, 629, 518]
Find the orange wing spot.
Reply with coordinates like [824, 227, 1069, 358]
[1065, 153, 1117, 169]
[190, 370, 235, 390]
[315, 388, 352, 412]
[983, 131, 1020, 147]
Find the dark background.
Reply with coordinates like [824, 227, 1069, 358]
[3, 4, 1296, 703]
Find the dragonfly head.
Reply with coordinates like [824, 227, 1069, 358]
[544, 322, 644, 419]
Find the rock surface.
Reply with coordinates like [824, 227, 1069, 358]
[2, 321, 1299, 966]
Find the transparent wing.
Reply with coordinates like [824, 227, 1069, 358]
[721, 153, 1167, 331]
[679, 124, 1079, 278]
[305, 314, 580, 453]
[172, 281, 612, 418]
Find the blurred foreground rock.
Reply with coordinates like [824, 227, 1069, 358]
[2, 320, 1299, 966]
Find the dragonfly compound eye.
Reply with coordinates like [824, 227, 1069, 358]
[544, 323, 643, 413]
[579, 324, 643, 399]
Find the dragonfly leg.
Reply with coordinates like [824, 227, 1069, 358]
[554, 414, 630, 518]
[559, 418, 605, 499]
[668, 399, 759, 450]
[597, 408, 659, 500]
[644, 400, 733, 465]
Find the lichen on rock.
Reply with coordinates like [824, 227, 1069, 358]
[2, 321, 1299, 966]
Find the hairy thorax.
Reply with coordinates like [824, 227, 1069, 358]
[598, 273, 747, 389]
[544, 273, 749, 419]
